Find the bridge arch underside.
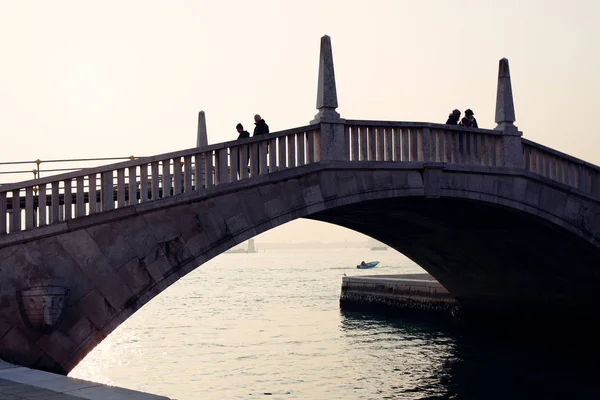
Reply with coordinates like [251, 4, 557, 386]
[308, 196, 600, 318]
[1, 165, 600, 374]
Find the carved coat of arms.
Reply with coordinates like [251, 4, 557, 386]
[19, 279, 69, 333]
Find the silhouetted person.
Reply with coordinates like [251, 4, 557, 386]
[253, 114, 269, 136]
[236, 123, 250, 139]
[446, 109, 461, 125]
[459, 109, 478, 128]
[236, 123, 250, 169]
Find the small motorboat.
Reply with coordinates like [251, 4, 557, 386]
[356, 261, 379, 269]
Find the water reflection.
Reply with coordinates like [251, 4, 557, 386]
[340, 310, 600, 399]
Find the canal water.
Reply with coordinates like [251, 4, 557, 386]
[70, 248, 600, 399]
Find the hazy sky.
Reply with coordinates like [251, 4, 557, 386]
[1, 0, 599, 242]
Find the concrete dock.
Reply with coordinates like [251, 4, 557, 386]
[340, 273, 459, 318]
[0, 359, 170, 399]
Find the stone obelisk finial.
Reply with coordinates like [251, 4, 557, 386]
[196, 110, 208, 147]
[311, 35, 340, 124]
[495, 58, 517, 132]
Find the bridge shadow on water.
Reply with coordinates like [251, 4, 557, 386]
[339, 310, 600, 400]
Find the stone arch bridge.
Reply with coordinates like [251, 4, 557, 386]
[1, 36, 600, 374]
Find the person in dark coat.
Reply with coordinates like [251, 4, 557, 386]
[253, 114, 269, 136]
[446, 109, 461, 125]
[236, 123, 251, 168]
[459, 109, 478, 128]
[236, 123, 250, 139]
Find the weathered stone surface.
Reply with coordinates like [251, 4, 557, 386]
[86, 222, 137, 270]
[2, 164, 600, 375]
[55, 231, 133, 310]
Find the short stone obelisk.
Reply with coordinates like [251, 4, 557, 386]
[494, 58, 522, 168]
[495, 58, 517, 132]
[197, 110, 208, 147]
[311, 35, 341, 124]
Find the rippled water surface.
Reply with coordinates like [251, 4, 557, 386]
[70, 248, 600, 399]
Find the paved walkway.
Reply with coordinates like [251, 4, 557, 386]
[0, 360, 170, 400]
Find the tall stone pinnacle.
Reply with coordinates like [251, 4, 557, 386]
[495, 58, 516, 131]
[196, 110, 208, 147]
[311, 35, 340, 124]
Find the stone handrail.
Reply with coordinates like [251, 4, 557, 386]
[522, 139, 600, 194]
[0, 124, 320, 234]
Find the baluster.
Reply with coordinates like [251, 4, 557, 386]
[64, 179, 72, 220]
[350, 126, 360, 161]
[578, 165, 588, 192]
[126, 166, 136, 204]
[173, 158, 183, 194]
[376, 127, 384, 161]
[287, 135, 296, 167]
[162, 160, 172, 196]
[297, 131, 306, 166]
[260, 141, 269, 174]
[392, 128, 401, 161]
[444, 131, 451, 163]
[524, 146, 531, 171]
[117, 169, 126, 207]
[140, 164, 149, 202]
[250, 143, 259, 176]
[101, 172, 114, 211]
[467, 133, 475, 164]
[384, 128, 393, 161]
[408, 128, 419, 161]
[490, 137, 497, 166]
[11, 189, 20, 232]
[151, 161, 160, 199]
[359, 127, 368, 161]
[184, 155, 193, 191]
[460, 133, 467, 164]
[51, 181, 60, 223]
[25, 187, 34, 229]
[230, 147, 239, 183]
[38, 184, 47, 227]
[401, 129, 409, 161]
[368, 127, 377, 161]
[213, 149, 226, 184]
[543, 154, 550, 178]
[239, 147, 249, 180]
[0, 192, 6, 234]
[277, 136, 285, 170]
[77, 176, 86, 216]
[481, 136, 489, 166]
[194, 153, 206, 189]
[204, 153, 214, 188]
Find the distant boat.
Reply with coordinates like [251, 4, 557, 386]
[370, 246, 387, 251]
[368, 238, 388, 251]
[356, 261, 379, 269]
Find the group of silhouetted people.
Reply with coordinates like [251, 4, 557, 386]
[446, 109, 478, 128]
[236, 114, 269, 139]
[235, 114, 269, 170]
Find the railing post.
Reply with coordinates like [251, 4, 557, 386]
[494, 58, 523, 168]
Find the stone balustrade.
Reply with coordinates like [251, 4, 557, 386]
[522, 139, 600, 195]
[0, 125, 319, 234]
[2, 119, 600, 235]
[344, 120, 504, 166]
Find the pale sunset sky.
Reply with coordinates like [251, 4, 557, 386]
[1, 0, 598, 242]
